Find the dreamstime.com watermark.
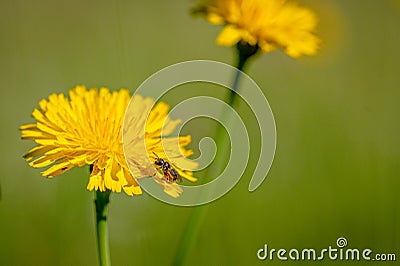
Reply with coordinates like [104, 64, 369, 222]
[257, 237, 396, 262]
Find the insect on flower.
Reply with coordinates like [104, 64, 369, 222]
[153, 152, 183, 183]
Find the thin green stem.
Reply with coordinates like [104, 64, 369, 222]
[210, 42, 258, 179]
[172, 43, 259, 265]
[172, 205, 207, 265]
[227, 47, 248, 106]
[95, 189, 111, 266]
[91, 164, 111, 266]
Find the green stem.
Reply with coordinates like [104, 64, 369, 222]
[228, 50, 248, 105]
[90, 165, 112, 266]
[228, 42, 259, 106]
[172, 42, 259, 265]
[211, 42, 259, 178]
[172, 205, 207, 265]
[94, 185, 111, 266]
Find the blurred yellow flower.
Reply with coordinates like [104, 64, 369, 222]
[193, 0, 320, 58]
[20, 85, 197, 197]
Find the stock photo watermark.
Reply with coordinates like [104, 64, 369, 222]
[257, 237, 396, 262]
[122, 60, 276, 206]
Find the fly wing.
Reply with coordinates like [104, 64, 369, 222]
[170, 169, 182, 183]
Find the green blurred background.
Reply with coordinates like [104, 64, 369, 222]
[1, 0, 400, 265]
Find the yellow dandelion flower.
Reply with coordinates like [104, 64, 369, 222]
[193, 0, 320, 58]
[20, 85, 197, 197]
